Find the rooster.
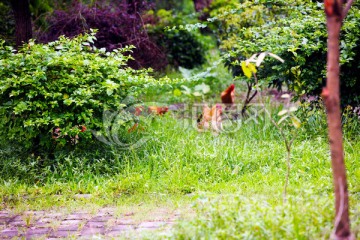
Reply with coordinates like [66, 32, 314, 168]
[221, 84, 235, 106]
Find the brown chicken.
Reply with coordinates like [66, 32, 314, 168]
[197, 104, 223, 132]
[148, 106, 169, 115]
[221, 84, 235, 105]
[128, 106, 168, 133]
[134, 106, 169, 116]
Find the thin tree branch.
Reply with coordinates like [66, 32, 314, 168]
[248, 90, 258, 103]
[342, 0, 355, 20]
[245, 82, 252, 103]
[283, 150, 291, 202]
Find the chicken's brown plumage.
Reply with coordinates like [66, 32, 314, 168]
[221, 84, 235, 105]
[197, 104, 222, 132]
[128, 106, 168, 133]
[148, 106, 169, 115]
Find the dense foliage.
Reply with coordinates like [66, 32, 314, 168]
[0, 1, 360, 239]
[0, 2, 15, 45]
[37, 1, 167, 70]
[0, 32, 157, 154]
[1, 0, 208, 70]
[210, 0, 360, 107]
[146, 9, 206, 69]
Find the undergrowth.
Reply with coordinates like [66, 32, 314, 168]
[0, 99, 359, 238]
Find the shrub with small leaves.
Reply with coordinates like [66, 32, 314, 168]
[146, 9, 207, 69]
[152, 28, 206, 69]
[0, 31, 157, 155]
[210, 0, 360, 107]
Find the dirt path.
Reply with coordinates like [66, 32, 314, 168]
[0, 207, 181, 239]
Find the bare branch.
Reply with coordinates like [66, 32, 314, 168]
[342, 0, 356, 20]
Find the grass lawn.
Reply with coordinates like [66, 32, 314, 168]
[1, 107, 360, 239]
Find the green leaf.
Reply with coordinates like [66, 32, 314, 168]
[181, 85, 192, 95]
[55, 45, 64, 50]
[289, 106, 298, 112]
[173, 89, 182, 97]
[291, 116, 301, 129]
[278, 109, 288, 116]
[194, 83, 210, 94]
[14, 101, 27, 114]
[64, 99, 73, 106]
[179, 67, 192, 79]
[106, 89, 114, 96]
[193, 91, 202, 97]
[278, 115, 288, 125]
[268, 52, 285, 63]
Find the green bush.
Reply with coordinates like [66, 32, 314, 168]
[146, 9, 207, 69]
[206, 0, 239, 17]
[151, 28, 206, 69]
[211, 0, 360, 107]
[0, 31, 157, 155]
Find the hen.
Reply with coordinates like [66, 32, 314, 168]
[148, 106, 169, 115]
[128, 106, 168, 133]
[197, 104, 222, 132]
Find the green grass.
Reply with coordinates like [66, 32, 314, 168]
[0, 106, 360, 238]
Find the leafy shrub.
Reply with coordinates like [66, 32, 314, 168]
[151, 28, 206, 69]
[146, 9, 206, 69]
[37, 1, 167, 70]
[210, 0, 360, 107]
[206, 0, 239, 17]
[0, 31, 157, 155]
[153, 0, 186, 12]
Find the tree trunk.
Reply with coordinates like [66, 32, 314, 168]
[10, 0, 32, 47]
[323, 0, 354, 239]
